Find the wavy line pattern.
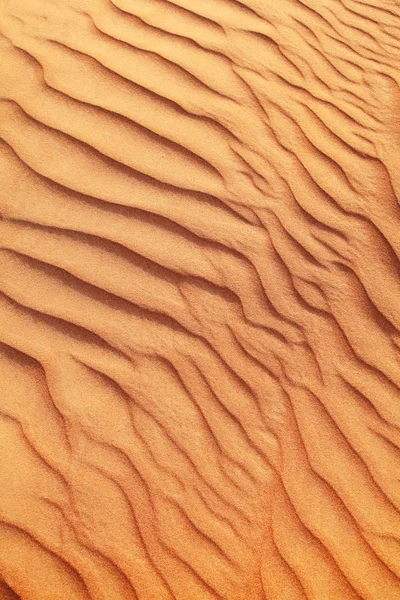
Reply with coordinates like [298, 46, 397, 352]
[0, 0, 400, 598]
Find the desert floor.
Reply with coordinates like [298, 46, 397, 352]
[0, 0, 400, 598]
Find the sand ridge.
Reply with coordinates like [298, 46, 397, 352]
[0, 0, 400, 598]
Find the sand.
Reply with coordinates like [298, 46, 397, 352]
[0, 0, 399, 598]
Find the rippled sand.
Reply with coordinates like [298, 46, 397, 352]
[0, 0, 400, 598]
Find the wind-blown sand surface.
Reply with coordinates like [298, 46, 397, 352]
[0, 0, 400, 598]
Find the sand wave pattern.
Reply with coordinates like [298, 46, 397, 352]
[0, 0, 400, 598]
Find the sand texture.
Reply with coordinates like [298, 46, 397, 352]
[0, 0, 400, 598]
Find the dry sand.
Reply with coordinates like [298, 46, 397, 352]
[0, 0, 400, 598]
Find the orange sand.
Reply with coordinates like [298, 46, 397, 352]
[0, 0, 400, 598]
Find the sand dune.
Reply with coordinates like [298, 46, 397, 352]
[0, 0, 400, 598]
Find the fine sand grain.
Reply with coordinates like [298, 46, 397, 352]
[0, 0, 400, 598]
